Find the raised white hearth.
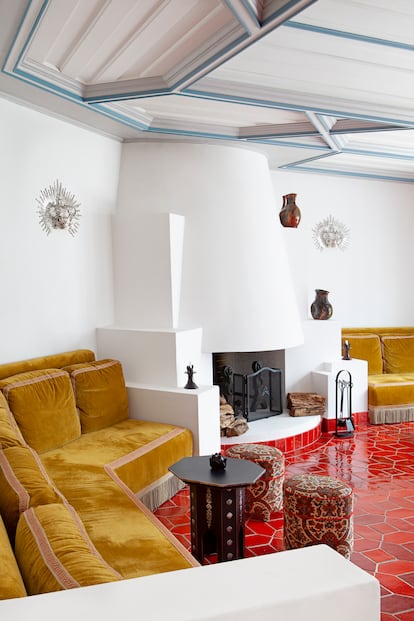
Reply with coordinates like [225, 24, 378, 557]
[221, 412, 322, 453]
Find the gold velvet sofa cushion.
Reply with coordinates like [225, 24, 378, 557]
[0, 349, 95, 381]
[40, 419, 196, 578]
[342, 328, 414, 413]
[0, 446, 63, 543]
[0, 394, 26, 449]
[41, 419, 193, 501]
[341, 334, 383, 375]
[0, 391, 8, 409]
[14, 503, 121, 595]
[0, 349, 198, 590]
[368, 373, 414, 407]
[381, 336, 414, 374]
[64, 359, 129, 433]
[0, 515, 27, 600]
[0, 369, 81, 453]
[35, 461, 197, 579]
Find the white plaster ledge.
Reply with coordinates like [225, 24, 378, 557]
[0, 546, 379, 621]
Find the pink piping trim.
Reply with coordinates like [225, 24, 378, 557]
[104, 427, 199, 568]
[23, 508, 80, 589]
[0, 449, 30, 513]
[69, 360, 120, 404]
[107, 428, 183, 471]
[104, 465, 199, 568]
[1, 406, 27, 444]
[70, 360, 120, 377]
[1, 370, 68, 398]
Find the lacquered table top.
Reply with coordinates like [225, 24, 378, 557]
[169, 455, 264, 488]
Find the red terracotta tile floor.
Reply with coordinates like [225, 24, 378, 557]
[154, 420, 414, 621]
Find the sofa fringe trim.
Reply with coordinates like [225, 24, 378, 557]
[138, 473, 185, 512]
[369, 406, 414, 425]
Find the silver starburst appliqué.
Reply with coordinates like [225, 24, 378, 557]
[313, 215, 350, 251]
[36, 180, 81, 237]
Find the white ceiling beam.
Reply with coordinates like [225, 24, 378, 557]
[239, 121, 318, 139]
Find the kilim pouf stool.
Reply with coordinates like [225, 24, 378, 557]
[283, 474, 354, 558]
[225, 444, 285, 521]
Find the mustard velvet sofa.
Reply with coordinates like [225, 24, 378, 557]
[342, 327, 414, 424]
[0, 349, 198, 601]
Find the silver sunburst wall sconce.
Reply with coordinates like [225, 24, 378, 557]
[312, 214, 350, 251]
[36, 180, 81, 237]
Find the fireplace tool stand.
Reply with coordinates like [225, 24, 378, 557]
[335, 369, 355, 438]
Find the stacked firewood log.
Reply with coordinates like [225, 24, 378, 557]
[287, 392, 326, 417]
[220, 396, 249, 436]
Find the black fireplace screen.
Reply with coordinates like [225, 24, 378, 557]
[221, 363, 282, 422]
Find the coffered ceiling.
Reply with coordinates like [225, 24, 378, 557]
[1, 0, 414, 182]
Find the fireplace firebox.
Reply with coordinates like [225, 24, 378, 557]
[215, 358, 282, 422]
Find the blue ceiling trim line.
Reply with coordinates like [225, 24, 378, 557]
[6, 71, 152, 131]
[313, 113, 342, 150]
[280, 151, 341, 168]
[10, 67, 84, 102]
[80, 103, 151, 131]
[84, 87, 173, 104]
[315, 114, 333, 133]
[92, 104, 151, 131]
[243, 137, 328, 150]
[2, 0, 48, 72]
[242, 129, 319, 139]
[340, 148, 414, 162]
[285, 163, 414, 184]
[2, 0, 42, 70]
[280, 149, 414, 182]
[184, 87, 317, 112]
[262, 0, 318, 27]
[94, 111, 326, 145]
[183, 87, 414, 128]
[2, 0, 85, 102]
[284, 21, 414, 52]
[140, 126, 243, 141]
[94, 106, 248, 140]
[227, 0, 259, 30]
[330, 126, 409, 135]
[4, 68, 156, 132]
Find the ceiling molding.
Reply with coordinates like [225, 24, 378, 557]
[284, 20, 414, 52]
[1, 0, 414, 182]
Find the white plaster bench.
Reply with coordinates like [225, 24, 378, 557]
[0, 545, 380, 621]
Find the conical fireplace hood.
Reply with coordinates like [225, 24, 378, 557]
[114, 142, 303, 353]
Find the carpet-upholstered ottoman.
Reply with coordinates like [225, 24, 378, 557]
[283, 474, 354, 558]
[225, 444, 284, 521]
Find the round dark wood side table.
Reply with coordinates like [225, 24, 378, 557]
[169, 455, 264, 563]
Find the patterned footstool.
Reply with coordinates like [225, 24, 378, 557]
[225, 444, 285, 521]
[283, 474, 354, 558]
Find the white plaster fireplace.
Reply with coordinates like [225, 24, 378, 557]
[97, 142, 304, 454]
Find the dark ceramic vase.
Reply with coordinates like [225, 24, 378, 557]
[279, 193, 301, 228]
[310, 289, 333, 320]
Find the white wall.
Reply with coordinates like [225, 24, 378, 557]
[3, 99, 413, 371]
[0, 97, 121, 362]
[271, 169, 414, 327]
